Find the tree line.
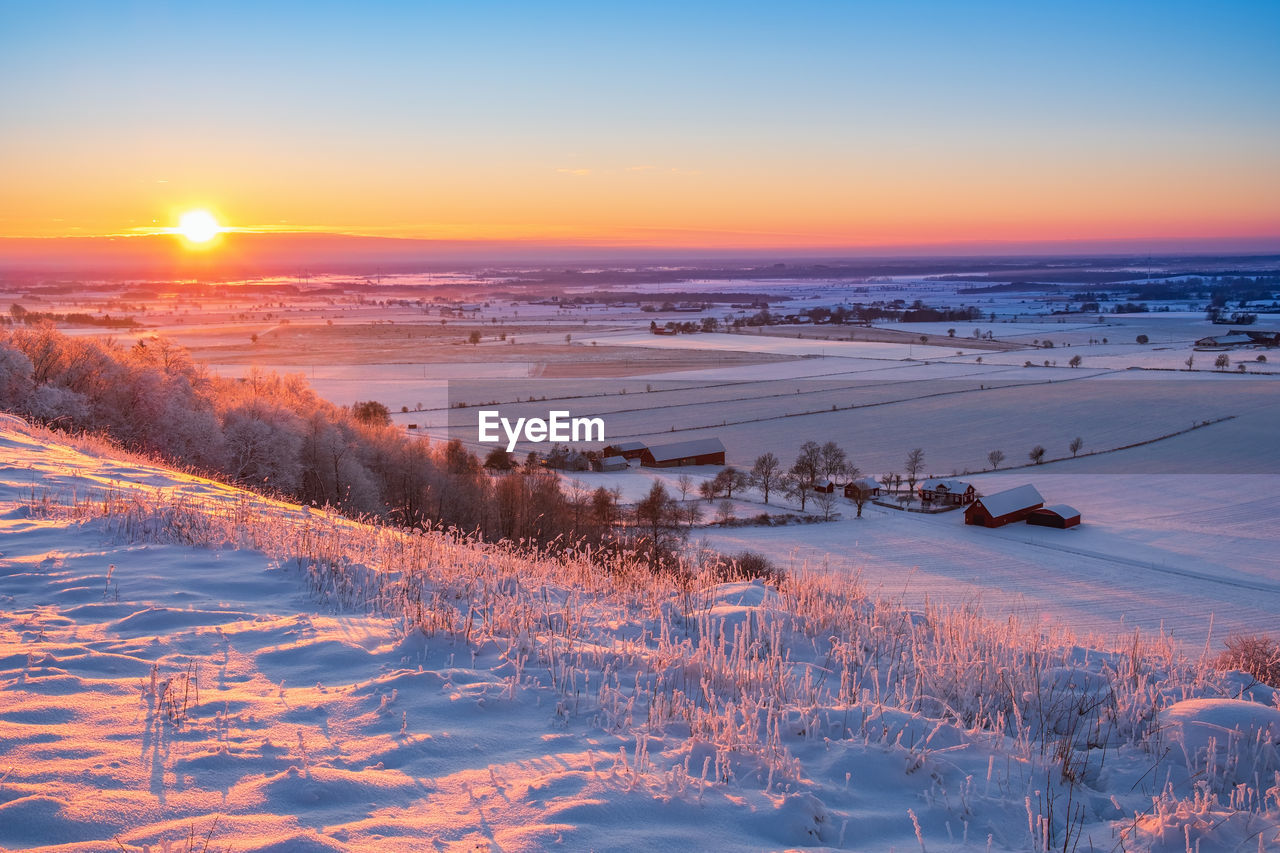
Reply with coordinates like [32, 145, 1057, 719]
[0, 325, 631, 553]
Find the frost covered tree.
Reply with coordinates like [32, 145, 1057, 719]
[222, 404, 305, 493]
[351, 400, 391, 426]
[0, 345, 33, 409]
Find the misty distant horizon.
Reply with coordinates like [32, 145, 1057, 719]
[3, 230, 1280, 279]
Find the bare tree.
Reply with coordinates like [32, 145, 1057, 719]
[1215, 353, 1230, 371]
[716, 499, 735, 525]
[842, 462, 860, 487]
[676, 473, 694, 502]
[1029, 445, 1046, 464]
[713, 467, 750, 499]
[818, 441, 848, 482]
[847, 479, 871, 518]
[987, 449, 1005, 470]
[789, 440, 823, 493]
[1069, 436, 1083, 457]
[904, 448, 925, 496]
[750, 452, 782, 504]
[590, 486, 621, 532]
[813, 489, 839, 521]
[781, 472, 809, 511]
[633, 481, 683, 568]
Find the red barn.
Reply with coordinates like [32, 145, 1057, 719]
[1027, 505, 1081, 529]
[844, 477, 882, 500]
[964, 484, 1044, 528]
[603, 441, 648, 461]
[640, 437, 726, 468]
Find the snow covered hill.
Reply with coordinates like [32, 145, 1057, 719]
[1, 420, 1277, 851]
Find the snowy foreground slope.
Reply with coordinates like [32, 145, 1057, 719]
[1, 422, 1278, 851]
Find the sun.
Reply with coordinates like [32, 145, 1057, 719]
[176, 210, 221, 244]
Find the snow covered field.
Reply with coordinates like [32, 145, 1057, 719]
[429, 365, 1279, 481]
[3, 422, 1280, 851]
[701, 471, 1280, 650]
[579, 329, 988, 359]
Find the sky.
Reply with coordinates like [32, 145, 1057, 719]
[2, 0, 1279, 262]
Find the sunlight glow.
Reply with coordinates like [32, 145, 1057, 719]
[177, 210, 221, 244]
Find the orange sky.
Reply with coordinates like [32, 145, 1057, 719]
[2, 3, 1278, 262]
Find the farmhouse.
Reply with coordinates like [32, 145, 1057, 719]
[1195, 333, 1256, 349]
[597, 455, 628, 472]
[546, 450, 590, 471]
[1027, 505, 1081, 529]
[603, 441, 648, 460]
[964, 484, 1044, 528]
[919, 477, 976, 505]
[813, 478, 835, 494]
[640, 437, 726, 468]
[1244, 330, 1280, 346]
[844, 477, 883, 500]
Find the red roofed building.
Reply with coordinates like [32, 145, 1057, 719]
[964, 484, 1044, 528]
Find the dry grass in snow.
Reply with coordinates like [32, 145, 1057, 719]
[1, 421, 1277, 851]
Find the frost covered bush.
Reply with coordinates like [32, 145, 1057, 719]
[1217, 633, 1280, 687]
[0, 326, 632, 548]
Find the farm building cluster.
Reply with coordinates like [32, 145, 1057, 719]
[498, 437, 730, 473]
[603, 438, 727, 467]
[491, 434, 1082, 530]
[1194, 328, 1280, 349]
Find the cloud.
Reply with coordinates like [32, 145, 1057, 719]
[555, 168, 592, 177]
[624, 165, 702, 177]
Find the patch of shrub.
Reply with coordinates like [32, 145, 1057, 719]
[1217, 633, 1280, 687]
[716, 550, 785, 584]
